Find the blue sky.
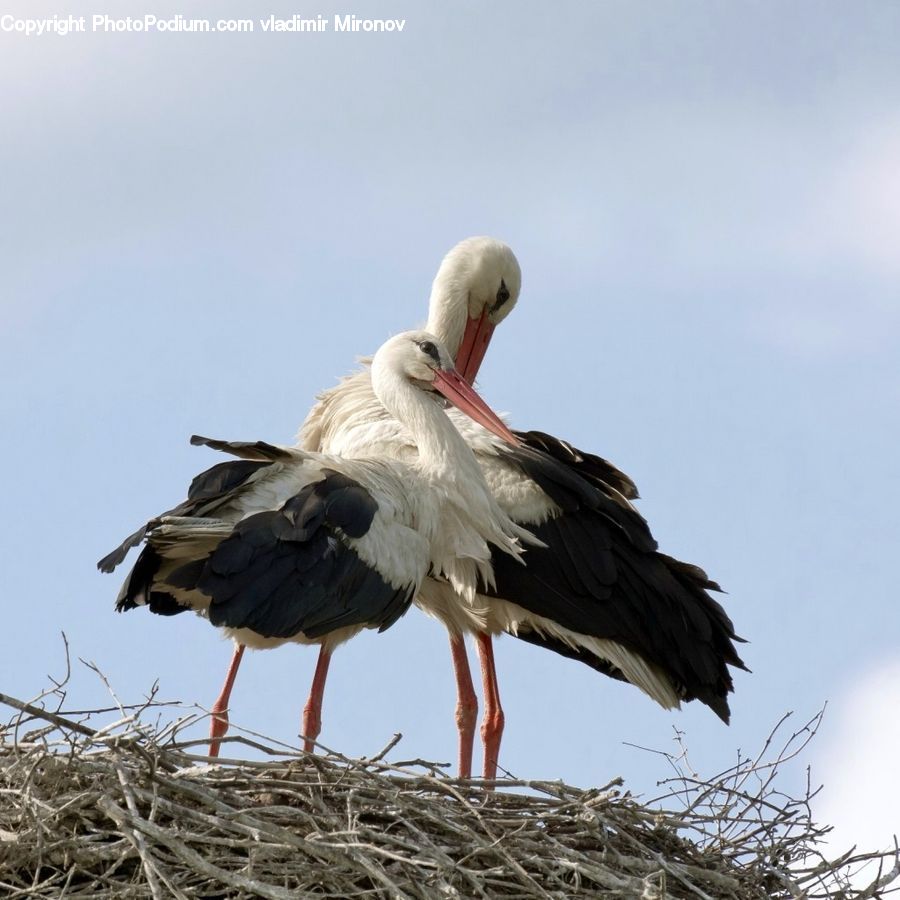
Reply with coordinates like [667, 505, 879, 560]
[2, 0, 898, 856]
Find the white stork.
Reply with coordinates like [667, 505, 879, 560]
[295, 237, 747, 781]
[197, 237, 524, 758]
[98, 331, 537, 754]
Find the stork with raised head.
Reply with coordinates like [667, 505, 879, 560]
[294, 237, 746, 781]
[99, 331, 536, 753]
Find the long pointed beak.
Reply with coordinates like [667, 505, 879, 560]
[432, 368, 520, 446]
[455, 309, 496, 385]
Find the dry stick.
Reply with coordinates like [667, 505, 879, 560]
[366, 732, 403, 765]
[0, 693, 98, 740]
[0, 692, 177, 776]
[97, 797, 299, 900]
[111, 758, 179, 900]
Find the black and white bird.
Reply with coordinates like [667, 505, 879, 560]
[98, 330, 537, 755]
[297, 237, 747, 780]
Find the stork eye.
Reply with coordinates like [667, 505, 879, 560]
[493, 280, 511, 311]
[418, 340, 439, 363]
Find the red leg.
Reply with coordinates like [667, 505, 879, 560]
[209, 643, 245, 758]
[301, 645, 332, 752]
[449, 633, 478, 779]
[477, 633, 504, 781]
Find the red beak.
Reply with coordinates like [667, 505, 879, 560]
[432, 368, 519, 446]
[455, 309, 496, 385]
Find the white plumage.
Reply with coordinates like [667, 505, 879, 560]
[293, 236, 745, 781]
[100, 330, 533, 755]
[120, 236, 742, 776]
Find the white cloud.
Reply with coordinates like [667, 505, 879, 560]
[776, 123, 900, 280]
[742, 124, 900, 359]
[824, 126, 900, 277]
[752, 288, 900, 359]
[813, 659, 900, 878]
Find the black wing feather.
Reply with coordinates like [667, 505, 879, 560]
[100, 446, 274, 577]
[499, 443, 657, 552]
[113, 544, 192, 615]
[185, 477, 413, 640]
[514, 430, 640, 500]
[485, 443, 746, 723]
[189, 434, 294, 462]
[105, 438, 409, 644]
[188, 460, 271, 503]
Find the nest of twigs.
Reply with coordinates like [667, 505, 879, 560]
[1, 687, 898, 899]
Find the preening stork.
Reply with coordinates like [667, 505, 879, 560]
[98, 331, 536, 753]
[296, 237, 747, 780]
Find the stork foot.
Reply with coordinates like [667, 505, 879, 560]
[449, 633, 478, 778]
[208, 705, 229, 758]
[301, 703, 321, 753]
[456, 701, 478, 779]
[480, 706, 505, 782]
[477, 633, 504, 785]
[301, 646, 332, 753]
[208, 643, 246, 758]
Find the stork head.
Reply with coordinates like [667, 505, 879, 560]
[424, 237, 521, 384]
[371, 330, 519, 445]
